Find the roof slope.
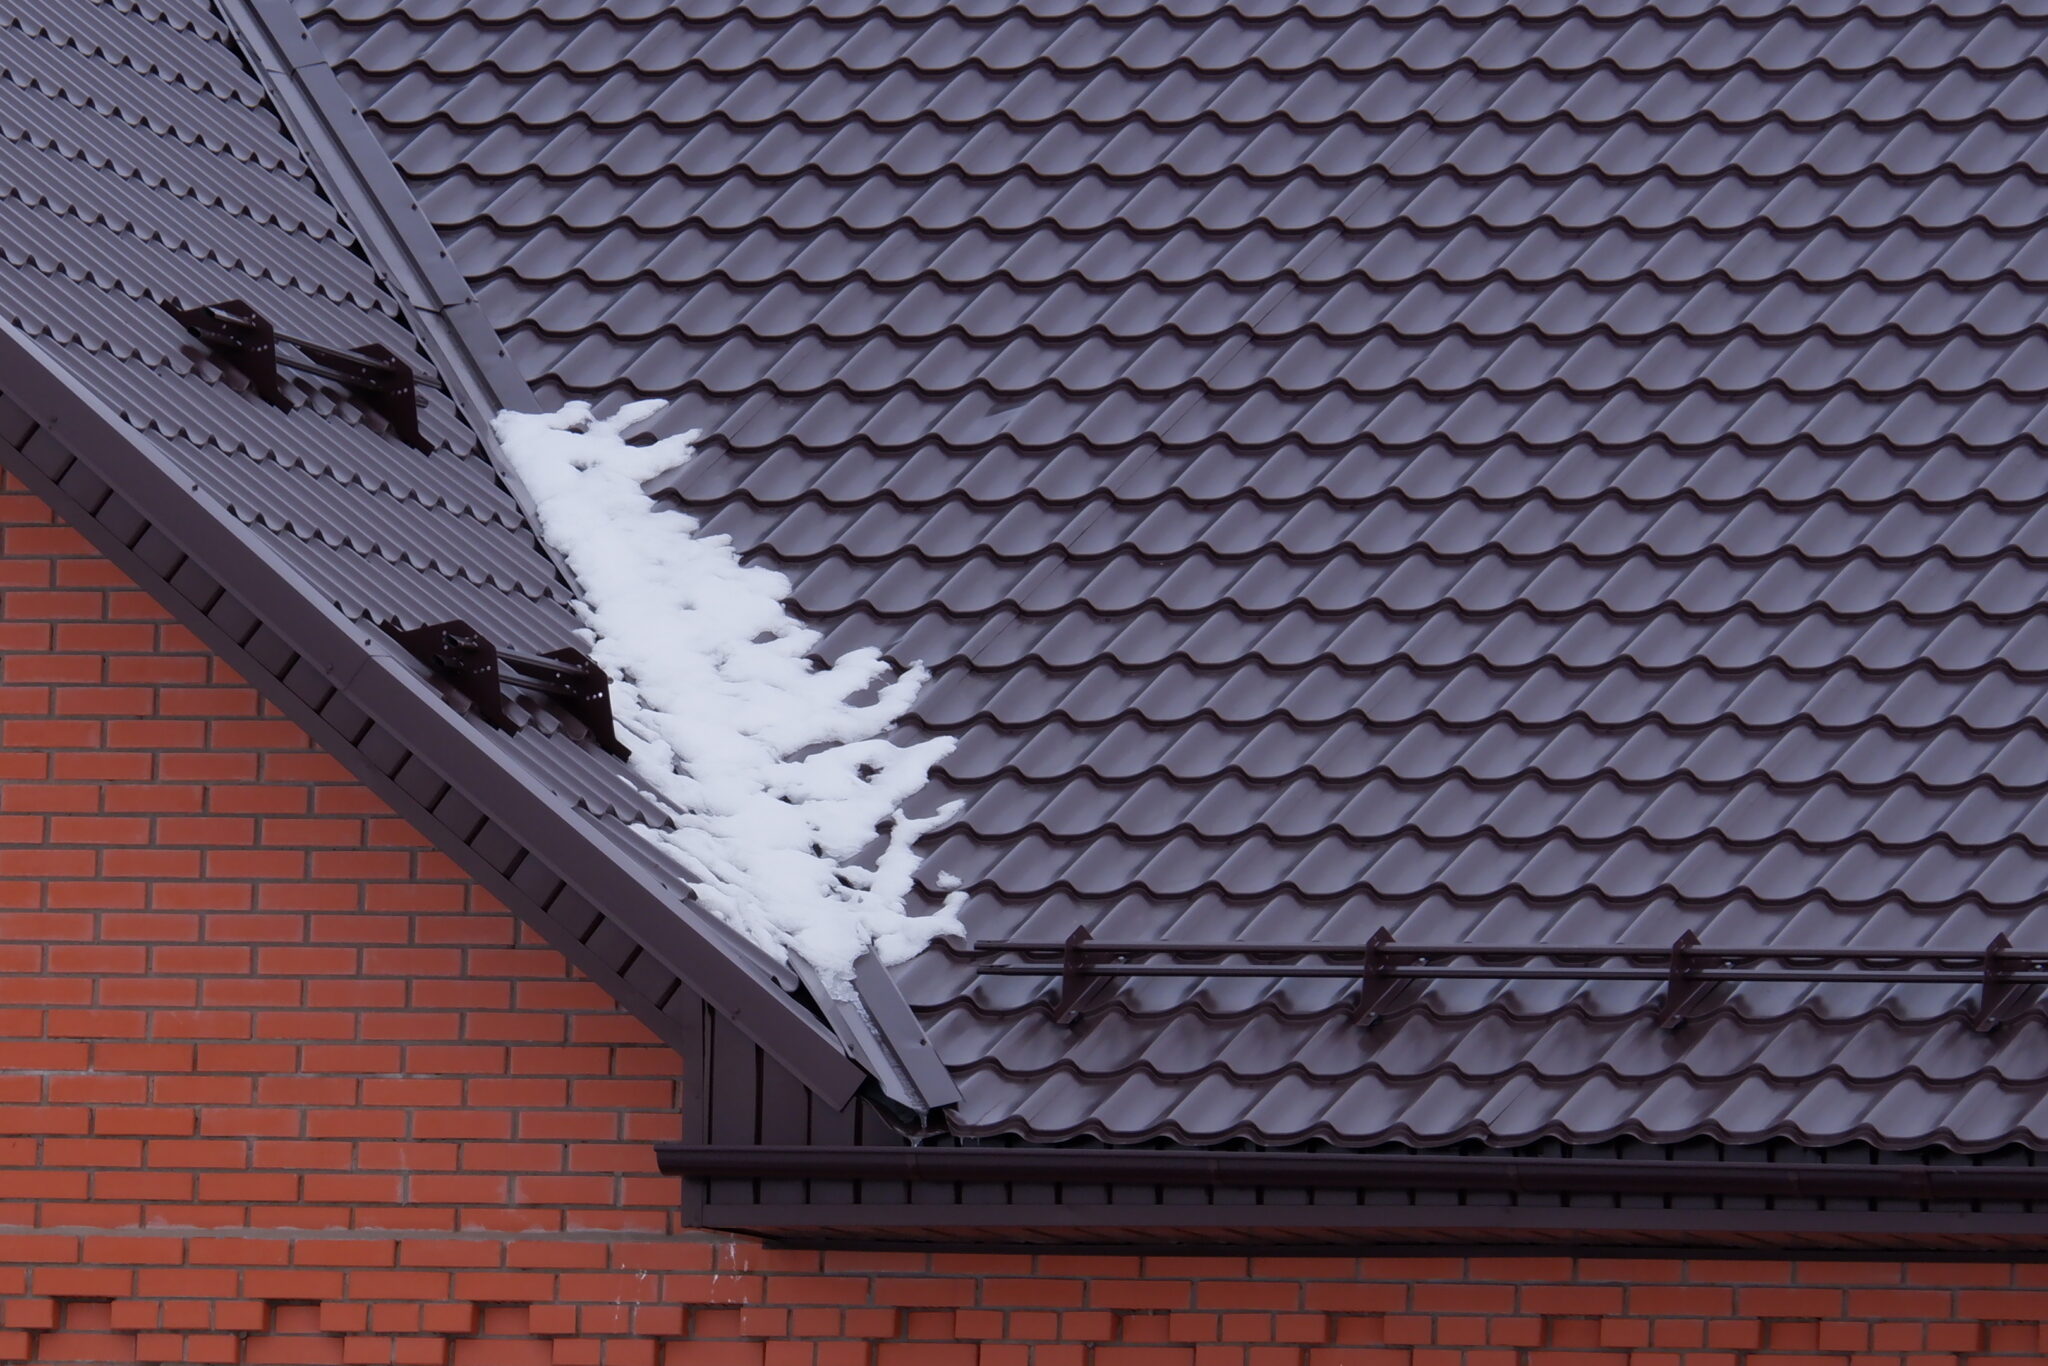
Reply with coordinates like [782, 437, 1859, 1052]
[0, 0, 869, 1107]
[305, 0, 2048, 1152]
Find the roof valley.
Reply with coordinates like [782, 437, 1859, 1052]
[0, 0, 899, 1117]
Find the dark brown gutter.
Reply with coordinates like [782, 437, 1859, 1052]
[660, 1144, 2048, 1201]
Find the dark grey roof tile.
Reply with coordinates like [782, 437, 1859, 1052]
[310, 0, 2048, 1152]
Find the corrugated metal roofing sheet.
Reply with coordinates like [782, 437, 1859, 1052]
[0, 0, 664, 840]
[305, 0, 2048, 1150]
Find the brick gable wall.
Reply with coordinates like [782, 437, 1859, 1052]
[0, 470, 2045, 1363]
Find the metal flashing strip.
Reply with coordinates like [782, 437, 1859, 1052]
[212, 0, 573, 588]
[0, 317, 868, 1110]
[220, 0, 531, 407]
[784, 954, 965, 1117]
[852, 954, 963, 1108]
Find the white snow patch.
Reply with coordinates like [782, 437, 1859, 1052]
[495, 400, 965, 989]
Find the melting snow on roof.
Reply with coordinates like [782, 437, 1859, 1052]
[495, 401, 965, 989]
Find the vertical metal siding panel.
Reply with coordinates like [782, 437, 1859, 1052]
[705, 1013, 762, 1208]
[754, 1050, 814, 1208]
[676, 999, 713, 1229]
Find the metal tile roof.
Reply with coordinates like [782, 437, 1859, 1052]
[304, 0, 2048, 1151]
[0, 0, 874, 1106]
[0, 0, 585, 759]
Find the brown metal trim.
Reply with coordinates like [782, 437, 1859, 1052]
[660, 1143, 2048, 1201]
[666, 1134, 2048, 1249]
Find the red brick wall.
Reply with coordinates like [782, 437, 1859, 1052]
[0, 472, 2045, 1365]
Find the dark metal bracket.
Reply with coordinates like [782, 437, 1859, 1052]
[1053, 926, 1126, 1024]
[162, 298, 431, 452]
[1657, 930, 1721, 1030]
[1350, 928, 1401, 1026]
[389, 616, 505, 730]
[383, 618, 630, 759]
[1975, 934, 2031, 1033]
[504, 644, 630, 760]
